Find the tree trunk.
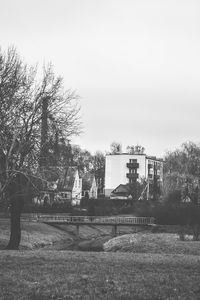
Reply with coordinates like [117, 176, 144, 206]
[6, 196, 24, 250]
[192, 224, 200, 241]
[39, 96, 49, 168]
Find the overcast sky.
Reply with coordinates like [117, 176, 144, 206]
[1, 0, 200, 157]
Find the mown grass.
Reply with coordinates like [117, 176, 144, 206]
[0, 250, 200, 300]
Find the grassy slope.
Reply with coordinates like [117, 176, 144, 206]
[0, 250, 200, 300]
[0, 220, 73, 249]
[103, 233, 200, 255]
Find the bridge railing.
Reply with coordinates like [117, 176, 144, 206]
[37, 215, 155, 225]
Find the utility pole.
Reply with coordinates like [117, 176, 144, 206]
[147, 179, 149, 201]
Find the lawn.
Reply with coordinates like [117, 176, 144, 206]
[0, 250, 200, 300]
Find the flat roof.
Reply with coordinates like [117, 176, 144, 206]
[106, 153, 146, 156]
[106, 153, 164, 162]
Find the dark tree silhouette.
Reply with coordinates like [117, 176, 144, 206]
[0, 46, 82, 249]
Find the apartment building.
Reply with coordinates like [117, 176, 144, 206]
[104, 153, 163, 198]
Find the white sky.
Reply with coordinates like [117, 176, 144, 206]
[1, 0, 200, 157]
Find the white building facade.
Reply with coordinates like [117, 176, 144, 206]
[104, 153, 163, 197]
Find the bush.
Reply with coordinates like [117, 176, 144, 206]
[132, 201, 156, 218]
[164, 190, 182, 204]
[81, 198, 136, 216]
[22, 203, 72, 214]
[134, 200, 200, 240]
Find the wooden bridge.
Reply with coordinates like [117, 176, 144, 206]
[37, 215, 155, 236]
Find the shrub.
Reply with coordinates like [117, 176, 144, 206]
[22, 203, 72, 214]
[135, 200, 200, 240]
[164, 190, 182, 204]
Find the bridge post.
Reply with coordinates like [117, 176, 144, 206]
[112, 225, 117, 237]
[76, 225, 79, 237]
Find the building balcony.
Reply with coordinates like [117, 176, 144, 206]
[126, 173, 138, 179]
[127, 163, 139, 169]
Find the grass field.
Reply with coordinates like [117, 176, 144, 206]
[1, 250, 200, 300]
[1, 219, 200, 299]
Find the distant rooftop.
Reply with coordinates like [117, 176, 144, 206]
[107, 152, 146, 156]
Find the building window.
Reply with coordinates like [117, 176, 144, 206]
[129, 159, 137, 163]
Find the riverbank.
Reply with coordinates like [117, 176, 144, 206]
[0, 219, 138, 250]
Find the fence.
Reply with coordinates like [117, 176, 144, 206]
[37, 215, 155, 225]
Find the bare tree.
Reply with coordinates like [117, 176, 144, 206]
[0, 47, 82, 249]
[126, 145, 145, 154]
[92, 151, 105, 195]
[110, 142, 122, 154]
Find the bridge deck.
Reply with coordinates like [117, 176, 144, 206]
[37, 216, 155, 226]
